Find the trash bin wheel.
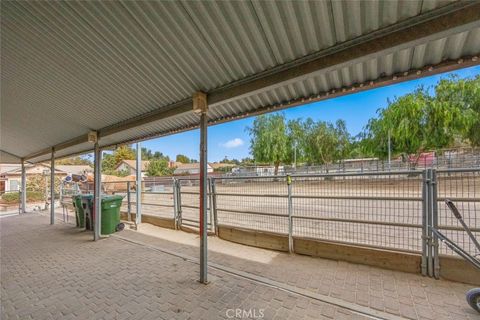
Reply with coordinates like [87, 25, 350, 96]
[116, 223, 125, 232]
[466, 288, 480, 313]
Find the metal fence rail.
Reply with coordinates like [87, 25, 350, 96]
[435, 169, 480, 258]
[63, 167, 479, 279]
[176, 178, 214, 231]
[290, 172, 424, 253]
[129, 178, 176, 220]
[213, 176, 289, 235]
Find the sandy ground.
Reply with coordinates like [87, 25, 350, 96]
[116, 173, 479, 255]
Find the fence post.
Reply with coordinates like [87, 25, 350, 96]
[127, 181, 131, 222]
[421, 170, 428, 276]
[426, 169, 434, 277]
[173, 179, 179, 230]
[287, 175, 293, 253]
[176, 180, 182, 229]
[210, 178, 218, 235]
[431, 169, 440, 279]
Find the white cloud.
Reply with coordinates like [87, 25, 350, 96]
[220, 138, 244, 149]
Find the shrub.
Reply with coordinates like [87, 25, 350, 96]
[1, 191, 45, 204]
[1, 192, 19, 204]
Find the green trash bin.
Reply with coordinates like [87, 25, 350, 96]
[100, 195, 124, 235]
[72, 195, 81, 227]
[73, 195, 93, 229]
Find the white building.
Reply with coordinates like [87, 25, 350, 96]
[173, 163, 213, 175]
[115, 160, 149, 177]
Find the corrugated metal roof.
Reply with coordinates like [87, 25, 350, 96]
[1, 0, 479, 162]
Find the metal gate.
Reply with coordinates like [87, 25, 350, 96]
[176, 178, 215, 232]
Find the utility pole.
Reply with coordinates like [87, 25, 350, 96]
[293, 140, 297, 172]
[388, 130, 392, 171]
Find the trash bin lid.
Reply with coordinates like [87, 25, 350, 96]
[101, 195, 124, 203]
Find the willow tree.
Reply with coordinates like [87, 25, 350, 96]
[247, 113, 288, 175]
[304, 119, 351, 165]
[433, 75, 480, 147]
[359, 76, 479, 158]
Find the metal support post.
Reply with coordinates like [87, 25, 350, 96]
[21, 159, 27, 213]
[127, 181, 131, 222]
[50, 148, 55, 225]
[199, 111, 208, 283]
[287, 175, 293, 253]
[94, 143, 102, 241]
[135, 143, 142, 225]
[431, 169, 440, 279]
[193, 91, 209, 283]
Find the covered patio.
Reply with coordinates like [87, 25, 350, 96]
[2, 212, 478, 319]
[1, 1, 480, 318]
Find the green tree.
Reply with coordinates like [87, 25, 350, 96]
[102, 145, 135, 176]
[153, 151, 169, 161]
[433, 75, 480, 147]
[56, 156, 92, 167]
[176, 154, 191, 163]
[114, 145, 135, 164]
[286, 119, 307, 165]
[101, 153, 117, 175]
[303, 119, 351, 165]
[141, 147, 153, 160]
[247, 113, 288, 175]
[360, 76, 480, 158]
[145, 158, 174, 176]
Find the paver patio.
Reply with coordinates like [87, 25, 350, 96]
[1, 213, 478, 320]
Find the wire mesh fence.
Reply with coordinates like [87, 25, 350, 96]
[290, 172, 424, 252]
[435, 168, 480, 257]
[176, 178, 213, 231]
[130, 178, 176, 219]
[61, 166, 479, 264]
[214, 176, 289, 234]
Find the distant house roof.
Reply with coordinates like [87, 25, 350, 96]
[0, 164, 21, 175]
[174, 163, 212, 171]
[1, 163, 67, 176]
[210, 163, 236, 169]
[168, 161, 183, 168]
[115, 160, 150, 171]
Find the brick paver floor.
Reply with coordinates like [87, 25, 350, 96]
[1, 213, 381, 320]
[2, 213, 478, 319]
[119, 222, 479, 320]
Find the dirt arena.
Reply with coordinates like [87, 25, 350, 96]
[120, 172, 479, 255]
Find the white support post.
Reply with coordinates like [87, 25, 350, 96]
[50, 148, 55, 225]
[94, 143, 102, 241]
[194, 92, 208, 284]
[21, 159, 27, 213]
[135, 143, 142, 226]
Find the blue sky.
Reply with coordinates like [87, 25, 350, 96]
[140, 65, 480, 162]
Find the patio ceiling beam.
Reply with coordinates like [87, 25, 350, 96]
[23, 1, 480, 161]
[24, 55, 479, 164]
[207, 1, 480, 106]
